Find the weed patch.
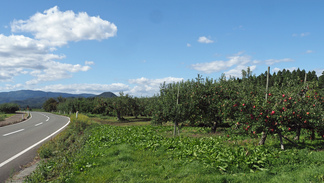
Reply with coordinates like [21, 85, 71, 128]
[27, 119, 324, 182]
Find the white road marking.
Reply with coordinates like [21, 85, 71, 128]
[2, 129, 25, 137]
[35, 122, 43, 126]
[42, 114, 50, 121]
[0, 117, 70, 168]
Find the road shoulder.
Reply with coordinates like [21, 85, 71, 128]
[0, 112, 28, 127]
[5, 157, 40, 183]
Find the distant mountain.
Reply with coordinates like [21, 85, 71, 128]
[0, 90, 95, 102]
[11, 97, 49, 109]
[96, 92, 117, 98]
[0, 90, 118, 109]
[0, 90, 96, 108]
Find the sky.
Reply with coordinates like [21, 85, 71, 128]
[0, 0, 323, 97]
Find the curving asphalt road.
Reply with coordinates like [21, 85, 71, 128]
[0, 112, 70, 182]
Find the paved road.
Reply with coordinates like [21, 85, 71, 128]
[0, 112, 70, 182]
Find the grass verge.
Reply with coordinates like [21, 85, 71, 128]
[26, 115, 324, 182]
[0, 113, 15, 121]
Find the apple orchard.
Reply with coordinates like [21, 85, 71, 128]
[153, 74, 324, 148]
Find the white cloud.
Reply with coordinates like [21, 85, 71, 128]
[300, 32, 310, 37]
[0, 7, 116, 85]
[11, 6, 117, 46]
[198, 36, 214, 44]
[292, 32, 310, 37]
[187, 43, 191, 47]
[3, 76, 184, 96]
[0, 34, 91, 85]
[191, 52, 251, 74]
[224, 65, 256, 78]
[128, 77, 183, 96]
[305, 50, 313, 54]
[38, 83, 129, 95]
[265, 58, 294, 65]
[191, 52, 294, 78]
[315, 68, 324, 77]
[272, 67, 298, 73]
[32, 76, 184, 96]
[233, 25, 245, 31]
[0, 83, 23, 91]
[85, 61, 95, 65]
[273, 67, 281, 73]
[25, 62, 91, 85]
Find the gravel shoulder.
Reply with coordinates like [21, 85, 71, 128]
[0, 112, 28, 127]
[5, 158, 40, 183]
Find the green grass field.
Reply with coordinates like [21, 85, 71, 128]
[26, 114, 324, 183]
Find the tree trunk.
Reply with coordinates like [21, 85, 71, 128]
[258, 131, 267, 145]
[278, 131, 284, 150]
[211, 121, 218, 133]
[116, 110, 121, 121]
[174, 121, 178, 137]
[311, 129, 315, 140]
[294, 126, 301, 141]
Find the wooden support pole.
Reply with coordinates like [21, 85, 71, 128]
[259, 66, 270, 146]
[265, 66, 270, 101]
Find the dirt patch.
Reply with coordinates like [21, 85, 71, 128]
[0, 112, 28, 127]
[5, 157, 40, 183]
[92, 117, 151, 126]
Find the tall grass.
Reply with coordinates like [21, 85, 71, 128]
[0, 114, 6, 121]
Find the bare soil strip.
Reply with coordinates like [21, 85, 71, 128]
[0, 112, 27, 127]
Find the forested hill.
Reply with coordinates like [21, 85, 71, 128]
[96, 92, 117, 98]
[0, 90, 96, 108]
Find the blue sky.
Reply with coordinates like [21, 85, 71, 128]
[0, 0, 323, 96]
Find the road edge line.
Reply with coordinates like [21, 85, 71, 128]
[0, 116, 70, 168]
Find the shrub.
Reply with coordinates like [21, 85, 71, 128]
[0, 103, 19, 113]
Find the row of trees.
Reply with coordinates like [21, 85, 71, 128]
[43, 93, 156, 121]
[151, 69, 323, 148]
[236, 68, 322, 88]
[42, 68, 324, 147]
